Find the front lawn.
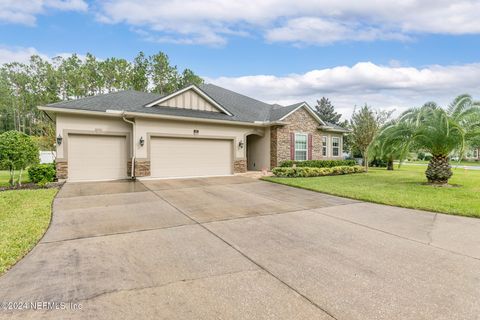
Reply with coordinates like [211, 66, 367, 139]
[264, 165, 480, 218]
[0, 189, 57, 274]
[0, 170, 30, 188]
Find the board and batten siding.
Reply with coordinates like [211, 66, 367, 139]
[158, 90, 220, 112]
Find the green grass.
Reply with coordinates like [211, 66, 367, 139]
[0, 170, 30, 188]
[0, 189, 57, 274]
[264, 165, 480, 218]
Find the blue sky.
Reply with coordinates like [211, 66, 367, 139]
[1, 0, 480, 117]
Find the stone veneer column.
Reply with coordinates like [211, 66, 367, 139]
[56, 161, 68, 180]
[127, 160, 151, 177]
[233, 160, 247, 173]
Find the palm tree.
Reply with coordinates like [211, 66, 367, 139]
[370, 121, 406, 170]
[381, 95, 480, 184]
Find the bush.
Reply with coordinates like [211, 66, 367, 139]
[272, 165, 365, 178]
[279, 159, 357, 168]
[28, 164, 56, 184]
[424, 155, 432, 161]
[369, 158, 387, 167]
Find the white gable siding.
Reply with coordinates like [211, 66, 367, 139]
[158, 89, 220, 112]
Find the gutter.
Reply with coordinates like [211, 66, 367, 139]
[121, 113, 136, 180]
[37, 106, 270, 127]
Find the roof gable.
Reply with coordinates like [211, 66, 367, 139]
[277, 102, 326, 125]
[145, 85, 232, 116]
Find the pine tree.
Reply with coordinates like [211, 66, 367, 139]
[315, 97, 341, 124]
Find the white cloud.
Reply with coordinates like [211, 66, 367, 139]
[206, 62, 480, 118]
[0, 46, 87, 65]
[96, 0, 480, 45]
[0, 46, 49, 64]
[0, 0, 87, 26]
[265, 17, 410, 45]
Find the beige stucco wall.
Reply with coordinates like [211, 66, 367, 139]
[247, 127, 271, 170]
[134, 117, 269, 162]
[56, 113, 132, 160]
[56, 113, 271, 170]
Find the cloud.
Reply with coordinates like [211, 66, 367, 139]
[0, 46, 49, 64]
[96, 0, 480, 45]
[0, 0, 87, 26]
[0, 46, 88, 65]
[265, 17, 410, 45]
[206, 62, 480, 118]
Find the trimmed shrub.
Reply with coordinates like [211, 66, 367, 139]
[279, 159, 357, 168]
[272, 165, 365, 178]
[28, 163, 56, 184]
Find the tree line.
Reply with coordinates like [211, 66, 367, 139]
[0, 51, 203, 137]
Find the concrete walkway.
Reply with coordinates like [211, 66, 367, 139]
[1, 176, 479, 319]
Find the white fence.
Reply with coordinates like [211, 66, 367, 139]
[40, 151, 56, 164]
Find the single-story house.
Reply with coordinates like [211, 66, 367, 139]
[39, 84, 348, 182]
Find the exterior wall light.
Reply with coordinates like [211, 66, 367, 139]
[139, 136, 145, 147]
[238, 140, 244, 149]
[56, 134, 63, 146]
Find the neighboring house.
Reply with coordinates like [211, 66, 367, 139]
[38, 84, 348, 182]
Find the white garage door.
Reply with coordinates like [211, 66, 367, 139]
[150, 137, 233, 178]
[68, 134, 128, 181]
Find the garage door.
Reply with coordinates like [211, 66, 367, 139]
[68, 134, 128, 181]
[150, 137, 232, 178]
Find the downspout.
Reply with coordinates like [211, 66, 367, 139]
[122, 113, 136, 180]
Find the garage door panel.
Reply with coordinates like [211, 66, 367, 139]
[68, 135, 128, 181]
[150, 138, 232, 178]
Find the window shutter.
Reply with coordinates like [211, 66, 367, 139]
[290, 133, 295, 160]
[308, 134, 313, 160]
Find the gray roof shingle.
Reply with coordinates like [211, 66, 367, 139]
[45, 84, 344, 132]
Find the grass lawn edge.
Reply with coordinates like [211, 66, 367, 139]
[261, 173, 479, 219]
[0, 188, 58, 276]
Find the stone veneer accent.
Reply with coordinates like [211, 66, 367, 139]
[233, 159, 247, 173]
[127, 160, 151, 177]
[269, 107, 343, 167]
[56, 161, 68, 180]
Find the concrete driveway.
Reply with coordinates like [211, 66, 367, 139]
[1, 176, 479, 319]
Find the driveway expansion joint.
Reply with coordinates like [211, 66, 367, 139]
[140, 180, 339, 320]
[314, 206, 480, 261]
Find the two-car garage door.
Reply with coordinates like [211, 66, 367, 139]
[150, 137, 233, 178]
[67, 135, 232, 181]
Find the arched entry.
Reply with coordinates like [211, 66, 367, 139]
[246, 132, 266, 171]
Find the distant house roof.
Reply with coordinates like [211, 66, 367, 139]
[43, 83, 345, 132]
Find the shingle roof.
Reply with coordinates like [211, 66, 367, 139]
[44, 84, 344, 132]
[47, 90, 162, 112]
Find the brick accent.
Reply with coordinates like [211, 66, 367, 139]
[127, 160, 151, 177]
[233, 159, 247, 173]
[269, 108, 344, 167]
[56, 161, 68, 180]
[270, 127, 278, 168]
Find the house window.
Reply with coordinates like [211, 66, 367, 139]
[295, 133, 308, 161]
[332, 137, 340, 157]
[322, 136, 327, 156]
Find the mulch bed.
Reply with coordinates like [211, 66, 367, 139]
[0, 181, 64, 192]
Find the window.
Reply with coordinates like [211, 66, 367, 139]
[332, 137, 340, 157]
[295, 133, 308, 161]
[322, 136, 327, 156]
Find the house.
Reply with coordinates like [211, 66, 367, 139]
[38, 84, 348, 181]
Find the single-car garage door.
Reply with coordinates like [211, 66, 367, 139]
[150, 137, 233, 178]
[68, 134, 128, 181]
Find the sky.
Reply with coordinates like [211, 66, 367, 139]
[0, 0, 480, 118]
